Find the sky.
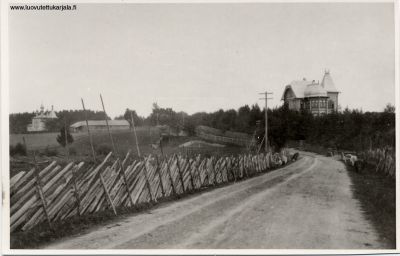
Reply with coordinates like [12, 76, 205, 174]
[8, 2, 395, 118]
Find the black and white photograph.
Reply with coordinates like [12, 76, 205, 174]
[1, 0, 399, 253]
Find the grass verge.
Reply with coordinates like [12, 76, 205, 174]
[346, 163, 396, 248]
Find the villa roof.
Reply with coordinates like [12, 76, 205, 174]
[304, 83, 328, 98]
[281, 70, 339, 100]
[321, 70, 338, 92]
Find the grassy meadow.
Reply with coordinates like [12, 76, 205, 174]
[10, 126, 247, 176]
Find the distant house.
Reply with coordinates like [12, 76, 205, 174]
[281, 70, 339, 116]
[27, 104, 58, 132]
[70, 120, 130, 133]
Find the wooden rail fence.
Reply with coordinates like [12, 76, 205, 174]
[196, 132, 251, 147]
[361, 148, 395, 177]
[10, 150, 291, 233]
[341, 148, 395, 177]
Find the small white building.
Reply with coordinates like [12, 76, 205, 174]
[27, 104, 58, 132]
[70, 120, 130, 133]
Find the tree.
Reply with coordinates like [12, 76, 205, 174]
[44, 118, 62, 132]
[56, 127, 74, 147]
[9, 112, 35, 133]
[236, 105, 251, 133]
[116, 108, 143, 127]
[147, 103, 180, 128]
[384, 103, 395, 113]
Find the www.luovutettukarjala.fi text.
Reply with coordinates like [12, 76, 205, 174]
[10, 4, 77, 11]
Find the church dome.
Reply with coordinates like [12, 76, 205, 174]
[47, 105, 57, 118]
[304, 82, 327, 98]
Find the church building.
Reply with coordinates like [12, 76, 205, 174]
[281, 70, 339, 116]
[27, 104, 58, 132]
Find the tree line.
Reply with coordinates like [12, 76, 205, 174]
[10, 102, 395, 152]
[264, 104, 395, 151]
[9, 110, 110, 134]
[115, 102, 395, 152]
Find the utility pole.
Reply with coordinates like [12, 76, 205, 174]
[259, 92, 273, 152]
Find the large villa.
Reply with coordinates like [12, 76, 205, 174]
[281, 70, 339, 116]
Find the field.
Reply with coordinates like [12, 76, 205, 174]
[70, 128, 246, 158]
[11, 133, 62, 149]
[9, 126, 248, 176]
[10, 132, 89, 150]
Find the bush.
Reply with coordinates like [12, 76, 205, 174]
[42, 146, 58, 157]
[183, 122, 196, 136]
[10, 143, 27, 156]
[68, 147, 77, 156]
[56, 127, 74, 147]
[96, 144, 112, 156]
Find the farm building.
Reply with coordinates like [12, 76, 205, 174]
[281, 70, 339, 116]
[70, 120, 130, 133]
[27, 104, 57, 132]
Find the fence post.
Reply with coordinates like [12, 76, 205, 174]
[210, 157, 216, 186]
[143, 157, 156, 202]
[71, 164, 81, 216]
[155, 156, 165, 197]
[229, 156, 237, 182]
[234, 157, 240, 181]
[175, 155, 186, 193]
[225, 157, 231, 181]
[165, 156, 177, 195]
[33, 152, 53, 228]
[186, 157, 196, 190]
[194, 156, 203, 187]
[118, 152, 135, 207]
[214, 158, 221, 184]
[99, 172, 117, 215]
[202, 158, 210, 186]
[222, 158, 229, 182]
[242, 155, 247, 176]
[93, 153, 117, 215]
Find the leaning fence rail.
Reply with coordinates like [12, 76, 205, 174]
[10, 150, 291, 233]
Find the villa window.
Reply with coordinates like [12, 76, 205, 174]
[328, 100, 335, 109]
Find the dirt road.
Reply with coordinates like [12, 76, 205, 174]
[44, 153, 383, 249]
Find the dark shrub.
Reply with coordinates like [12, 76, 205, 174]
[68, 147, 77, 156]
[10, 143, 27, 156]
[56, 127, 74, 147]
[96, 144, 112, 156]
[43, 146, 58, 157]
